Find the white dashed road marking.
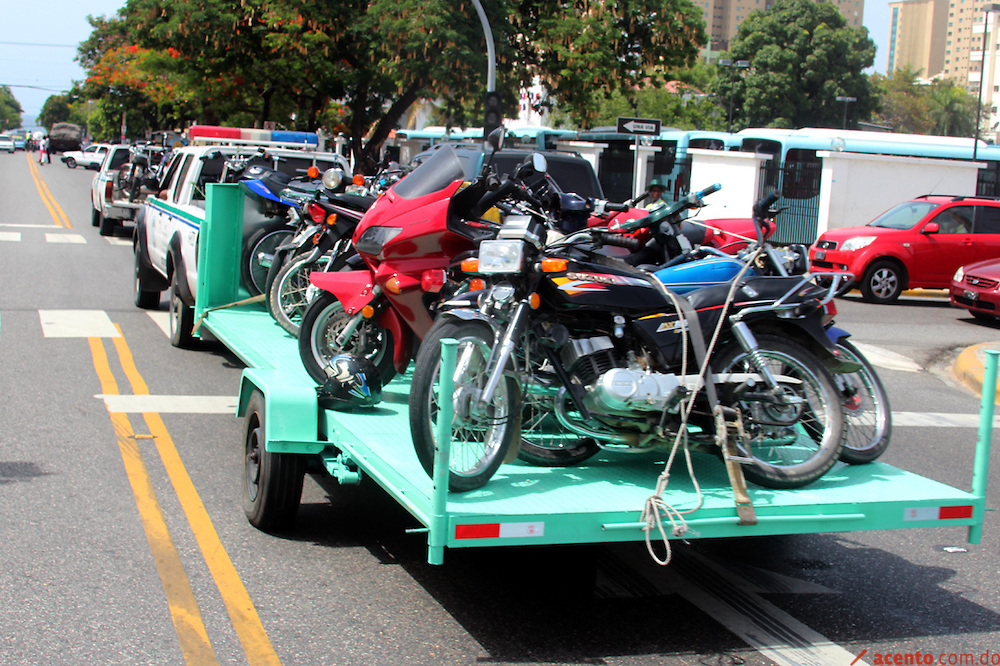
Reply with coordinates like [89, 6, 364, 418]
[38, 310, 120, 338]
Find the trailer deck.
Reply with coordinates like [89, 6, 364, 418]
[196, 184, 990, 564]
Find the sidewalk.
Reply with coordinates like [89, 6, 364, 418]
[952, 342, 1000, 405]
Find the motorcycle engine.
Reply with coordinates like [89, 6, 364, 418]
[560, 336, 685, 415]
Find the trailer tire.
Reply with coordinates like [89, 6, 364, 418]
[242, 390, 306, 532]
[99, 213, 116, 237]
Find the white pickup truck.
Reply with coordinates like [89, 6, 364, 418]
[91, 144, 139, 236]
[131, 133, 349, 347]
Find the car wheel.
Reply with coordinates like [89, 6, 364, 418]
[860, 260, 905, 304]
[65, 158, 77, 169]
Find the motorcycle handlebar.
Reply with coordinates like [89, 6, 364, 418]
[599, 232, 642, 251]
[753, 190, 781, 219]
[615, 182, 722, 233]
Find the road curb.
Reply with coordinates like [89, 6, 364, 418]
[952, 342, 1000, 405]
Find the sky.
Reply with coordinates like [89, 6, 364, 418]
[0, 0, 893, 131]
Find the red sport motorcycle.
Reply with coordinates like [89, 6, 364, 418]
[298, 130, 534, 385]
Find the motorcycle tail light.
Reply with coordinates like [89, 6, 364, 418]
[421, 269, 447, 293]
[308, 202, 326, 224]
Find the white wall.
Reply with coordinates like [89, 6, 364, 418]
[688, 148, 769, 219]
[817, 151, 982, 236]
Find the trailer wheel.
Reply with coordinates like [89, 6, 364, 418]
[242, 390, 306, 532]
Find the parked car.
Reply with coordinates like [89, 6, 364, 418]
[61, 144, 111, 169]
[950, 258, 1000, 321]
[809, 194, 1000, 303]
[0, 135, 14, 153]
[12, 135, 26, 150]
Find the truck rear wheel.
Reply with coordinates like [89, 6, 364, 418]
[168, 271, 195, 348]
[91, 208, 101, 227]
[242, 390, 306, 532]
[99, 214, 116, 237]
[133, 250, 161, 309]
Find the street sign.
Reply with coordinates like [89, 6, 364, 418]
[617, 117, 661, 136]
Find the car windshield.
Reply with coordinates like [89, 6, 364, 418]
[392, 144, 465, 200]
[867, 201, 938, 230]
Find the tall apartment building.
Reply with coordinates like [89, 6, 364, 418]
[697, 0, 865, 52]
[886, 0, 1000, 139]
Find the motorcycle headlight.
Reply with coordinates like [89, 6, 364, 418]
[477, 240, 525, 274]
[355, 226, 402, 255]
[840, 236, 876, 252]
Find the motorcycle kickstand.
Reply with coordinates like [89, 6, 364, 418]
[714, 405, 757, 526]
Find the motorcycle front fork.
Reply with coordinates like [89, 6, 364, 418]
[334, 284, 383, 348]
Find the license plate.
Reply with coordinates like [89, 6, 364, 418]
[965, 290, 978, 300]
[815, 251, 826, 261]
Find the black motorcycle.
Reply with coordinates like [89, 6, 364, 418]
[408, 163, 850, 492]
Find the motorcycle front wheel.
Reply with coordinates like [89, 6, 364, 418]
[834, 340, 892, 464]
[297, 291, 396, 385]
[409, 319, 520, 492]
[712, 334, 844, 489]
[268, 253, 331, 336]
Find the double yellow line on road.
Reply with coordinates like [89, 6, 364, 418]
[26, 151, 73, 228]
[89, 327, 280, 664]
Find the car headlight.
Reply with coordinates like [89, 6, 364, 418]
[477, 240, 525, 274]
[953, 266, 965, 282]
[840, 236, 877, 252]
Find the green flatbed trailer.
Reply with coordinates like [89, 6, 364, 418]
[195, 184, 993, 565]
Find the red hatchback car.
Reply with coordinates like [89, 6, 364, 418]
[809, 195, 1000, 303]
[950, 257, 1000, 321]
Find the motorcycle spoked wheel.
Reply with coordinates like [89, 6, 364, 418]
[712, 334, 844, 489]
[297, 291, 397, 385]
[833, 340, 892, 464]
[242, 227, 293, 296]
[268, 253, 332, 336]
[516, 378, 601, 467]
[409, 319, 521, 492]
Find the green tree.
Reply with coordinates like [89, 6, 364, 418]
[79, 0, 706, 172]
[928, 81, 979, 137]
[0, 86, 23, 130]
[37, 95, 73, 130]
[869, 68, 935, 134]
[718, 0, 878, 130]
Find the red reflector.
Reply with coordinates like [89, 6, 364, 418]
[308, 202, 326, 224]
[455, 524, 500, 539]
[939, 505, 973, 520]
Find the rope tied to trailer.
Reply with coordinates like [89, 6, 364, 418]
[640, 249, 762, 565]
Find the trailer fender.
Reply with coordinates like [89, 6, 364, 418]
[238, 369, 326, 455]
[309, 270, 375, 315]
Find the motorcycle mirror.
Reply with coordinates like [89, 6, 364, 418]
[322, 168, 343, 191]
[487, 126, 505, 152]
[532, 153, 547, 175]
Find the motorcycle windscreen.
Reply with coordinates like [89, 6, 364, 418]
[392, 144, 466, 200]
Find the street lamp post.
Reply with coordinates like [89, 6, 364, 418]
[719, 58, 750, 132]
[974, 4, 1000, 161]
[835, 95, 856, 130]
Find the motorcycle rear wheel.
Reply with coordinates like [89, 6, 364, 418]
[712, 334, 844, 489]
[297, 291, 396, 385]
[409, 319, 520, 492]
[516, 379, 600, 466]
[834, 340, 892, 464]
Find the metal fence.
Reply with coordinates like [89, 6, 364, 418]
[757, 160, 823, 245]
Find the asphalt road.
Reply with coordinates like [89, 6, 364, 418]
[1, 149, 998, 666]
